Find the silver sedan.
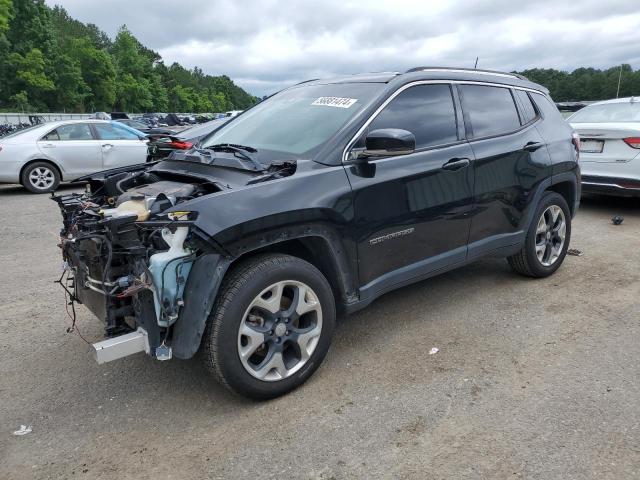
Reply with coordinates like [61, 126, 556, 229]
[568, 97, 640, 197]
[0, 120, 149, 193]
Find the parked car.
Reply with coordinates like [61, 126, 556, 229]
[0, 120, 148, 193]
[91, 112, 111, 120]
[54, 67, 579, 399]
[147, 117, 229, 160]
[114, 118, 176, 136]
[568, 97, 640, 197]
[225, 110, 243, 117]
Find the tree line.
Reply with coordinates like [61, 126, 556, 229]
[0, 0, 257, 113]
[515, 65, 640, 102]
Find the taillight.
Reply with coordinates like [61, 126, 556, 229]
[168, 140, 193, 149]
[623, 137, 640, 149]
[572, 132, 580, 160]
[169, 140, 193, 150]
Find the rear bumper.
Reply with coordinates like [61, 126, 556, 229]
[581, 175, 640, 197]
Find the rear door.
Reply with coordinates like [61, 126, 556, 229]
[458, 84, 552, 257]
[345, 83, 475, 289]
[92, 123, 149, 169]
[37, 123, 102, 178]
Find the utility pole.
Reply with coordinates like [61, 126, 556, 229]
[616, 64, 623, 98]
[474, 57, 479, 69]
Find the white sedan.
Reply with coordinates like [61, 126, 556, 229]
[568, 97, 640, 197]
[0, 120, 149, 193]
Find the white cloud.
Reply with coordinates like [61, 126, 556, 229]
[46, 0, 640, 96]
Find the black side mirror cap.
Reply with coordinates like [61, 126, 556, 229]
[350, 128, 415, 161]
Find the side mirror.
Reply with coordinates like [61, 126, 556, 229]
[361, 128, 415, 159]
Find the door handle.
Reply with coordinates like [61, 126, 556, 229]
[40, 143, 55, 148]
[523, 141, 544, 152]
[442, 157, 470, 171]
[102, 143, 114, 149]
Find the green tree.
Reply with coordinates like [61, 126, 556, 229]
[0, 0, 12, 33]
[50, 52, 89, 111]
[7, 48, 54, 109]
[69, 37, 116, 111]
[0, 2, 257, 112]
[6, 0, 53, 55]
[0, 0, 13, 104]
[9, 90, 29, 110]
[169, 85, 195, 112]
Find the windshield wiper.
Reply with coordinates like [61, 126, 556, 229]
[204, 143, 263, 171]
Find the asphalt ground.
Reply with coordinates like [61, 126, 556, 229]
[1, 184, 638, 479]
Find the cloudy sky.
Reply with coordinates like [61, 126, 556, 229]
[46, 0, 640, 97]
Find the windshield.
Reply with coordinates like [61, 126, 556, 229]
[569, 102, 640, 123]
[200, 83, 384, 159]
[180, 118, 228, 141]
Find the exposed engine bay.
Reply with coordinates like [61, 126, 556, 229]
[53, 159, 296, 361]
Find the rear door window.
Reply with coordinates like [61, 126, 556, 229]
[43, 123, 94, 141]
[368, 84, 458, 149]
[459, 85, 521, 138]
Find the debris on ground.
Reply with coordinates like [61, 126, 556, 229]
[428, 347, 439, 355]
[567, 249, 583, 256]
[612, 216, 624, 225]
[12, 425, 32, 436]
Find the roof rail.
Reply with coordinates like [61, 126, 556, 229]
[405, 66, 528, 81]
[293, 78, 319, 86]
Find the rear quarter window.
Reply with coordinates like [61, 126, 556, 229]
[514, 90, 538, 125]
[531, 92, 564, 121]
[459, 84, 521, 138]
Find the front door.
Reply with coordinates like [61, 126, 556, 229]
[344, 83, 474, 292]
[37, 123, 102, 178]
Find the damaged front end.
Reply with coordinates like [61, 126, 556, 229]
[53, 162, 232, 363]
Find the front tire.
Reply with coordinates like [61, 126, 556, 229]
[508, 191, 571, 278]
[203, 254, 336, 399]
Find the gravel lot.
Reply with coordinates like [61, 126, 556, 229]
[1, 184, 638, 480]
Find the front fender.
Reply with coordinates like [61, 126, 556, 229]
[171, 253, 230, 359]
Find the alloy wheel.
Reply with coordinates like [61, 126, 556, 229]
[238, 280, 323, 382]
[28, 166, 55, 190]
[535, 205, 566, 267]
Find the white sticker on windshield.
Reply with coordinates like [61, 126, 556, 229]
[311, 97, 358, 108]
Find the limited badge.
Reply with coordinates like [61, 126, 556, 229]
[311, 97, 358, 108]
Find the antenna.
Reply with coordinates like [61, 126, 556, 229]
[616, 65, 623, 98]
[474, 57, 479, 69]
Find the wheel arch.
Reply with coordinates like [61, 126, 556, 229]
[172, 228, 358, 360]
[224, 231, 358, 311]
[548, 178, 577, 216]
[19, 158, 63, 183]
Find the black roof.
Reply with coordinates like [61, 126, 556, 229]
[298, 67, 548, 94]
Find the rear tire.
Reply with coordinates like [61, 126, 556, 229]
[202, 254, 336, 400]
[21, 161, 60, 193]
[508, 191, 571, 278]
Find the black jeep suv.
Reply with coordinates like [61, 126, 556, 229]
[54, 67, 580, 399]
